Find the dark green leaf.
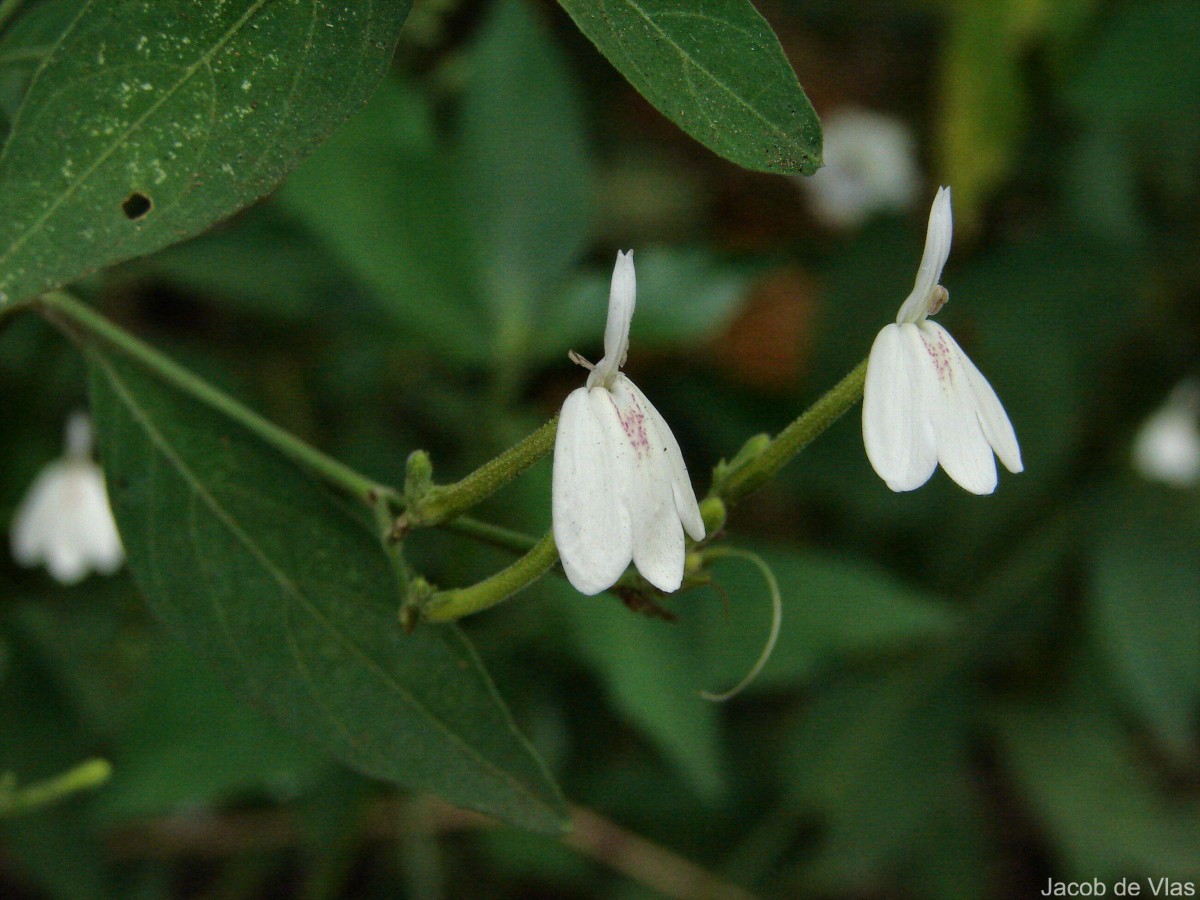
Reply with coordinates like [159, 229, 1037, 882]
[0, 0, 86, 126]
[996, 657, 1200, 879]
[784, 666, 981, 893]
[459, 0, 593, 367]
[278, 79, 490, 363]
[1090, 484, 1200, 764]
[0, 0, 411, 307]
[559, 585, 724, 799]
[81, 336, 567, 833]
[1064, 0, 1200, 125]
[97, 638, 325, 820]
[557, 0, 820, 175]
[130, 203, 351, 321]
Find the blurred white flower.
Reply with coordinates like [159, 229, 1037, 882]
[552, 250, 705, 595]
[1131, 380, 1200, 487]
[862, 187, 1023, 494]
[10, 412, 124, 584]
[802, 107, 921, 229]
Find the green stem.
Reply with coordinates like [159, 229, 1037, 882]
[442, 515, 541, 554]
[712, 358, 868, 506]
[375, 495, 411, 600]
[422, 531, 558, 623]
[36, 291, 393, 508]
[406, 417, 557, 527]
[0, 758, 112, 818]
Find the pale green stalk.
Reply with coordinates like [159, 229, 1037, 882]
[421, 531, 558, 623]
[37, 291, 394, 508]
[0, 759, 112, 818]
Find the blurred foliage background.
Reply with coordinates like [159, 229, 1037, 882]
[2, 0, 1198, 897]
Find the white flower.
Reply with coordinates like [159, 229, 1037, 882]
[801, 107, 921, 229]
[1131, 380, 1200, 487]
[10, 412, 124, 585]
[552, 250, 705, 595]
[862, 187, 1023, 494]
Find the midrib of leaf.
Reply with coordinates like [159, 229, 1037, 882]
[608, 0, 793, 142]
[89, 347, 555, 812]
[0, 0, 274, 276]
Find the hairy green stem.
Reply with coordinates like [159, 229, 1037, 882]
[36, 291, 393, 508]
[405, 417, 557, 527]
[422, 531, 558, 623]
[712, 358, 868, 505]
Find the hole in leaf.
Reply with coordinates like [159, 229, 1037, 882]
[122, 192, 152, 220]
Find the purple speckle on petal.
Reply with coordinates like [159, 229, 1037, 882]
[610, 393, 651, 456]
[923, 327, 955, 386]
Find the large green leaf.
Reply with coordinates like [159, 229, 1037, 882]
[459, 0, 593, 367]
[560, 586, 724, 800]
[1090, 484, 1200, 765]
[996, 657, 1200, 880]
[557, 0, 820, 175]
[0, 0, 411, 308]
[96, 638, 326, 821]
[783, 665, 984, 896]
[278, 80, 490, 363]
[80, 333, 567, 834]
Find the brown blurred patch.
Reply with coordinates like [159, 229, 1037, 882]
[711, 266, 819, 392]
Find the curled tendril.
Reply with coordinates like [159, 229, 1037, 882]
[698, 548, 782, 702]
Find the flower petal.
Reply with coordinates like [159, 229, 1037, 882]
[921, 322, 998, 494]
[951, 337, 1023, 475]
[552, 386, 635, 595]
[622, 377, 705, 543]
[863, 323, 938, 491]
[895, 186, 953, 325]
[588, 250, 636, 387]
[76, 466, 125, 573]
[608, 376, 697, 592]
[9, 466, 62, 566]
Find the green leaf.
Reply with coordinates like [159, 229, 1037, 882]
[559, 587, 724, 800]
[783, 666, 982, 893]
[278, 79, 490, 363]
[1090, 484, 1200, 765]
[0, 0, 412, 308]
[1063, 0, 1200, 126]
[460, 0, 593, 367]
[80, 333, 568, 834]
[97, 637, 325, 820]
[995, 656, 1200, 880]
[131, 203, 351, 321]
[556, 0, 820, 175]
[0, 0, 86, 126]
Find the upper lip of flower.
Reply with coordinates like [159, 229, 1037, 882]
[895, 185, 953, 325]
